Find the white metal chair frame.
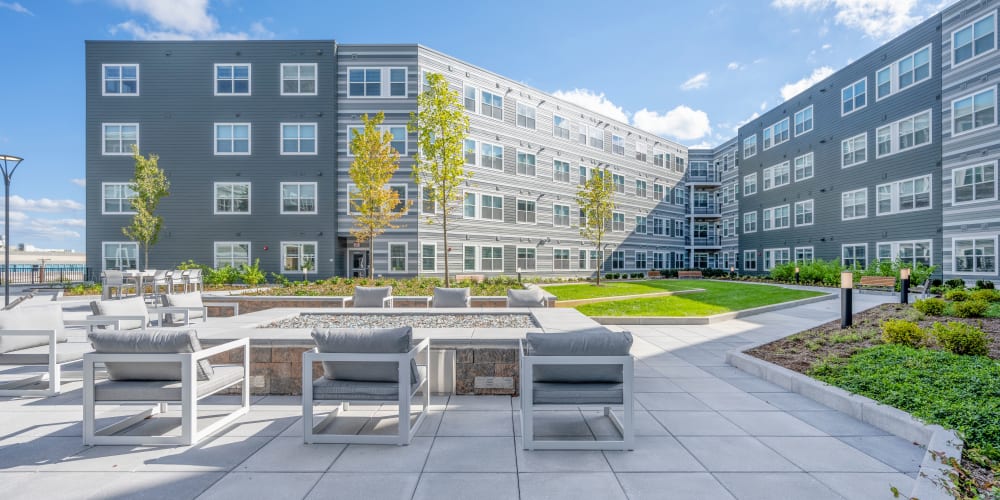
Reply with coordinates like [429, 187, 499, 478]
[0, 329, 74, 397]
[519, 340, 634, 451]
[302, 337, 431, 445]
[342, 296, 394, 308]
[87, 302, 197, 329]
[82, 337, 250, 446]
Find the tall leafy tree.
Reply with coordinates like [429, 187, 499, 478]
[122, 145, 170, 270]
[408, 72, 470, 286]
[349, 112, 413, 279]
[577, 167, 615, 286]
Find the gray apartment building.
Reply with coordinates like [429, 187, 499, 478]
[85, 0, 998, 284]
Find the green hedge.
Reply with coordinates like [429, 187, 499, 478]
[769, 259, 937, 289]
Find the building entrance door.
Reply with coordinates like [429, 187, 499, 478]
[349, 249, 369, 278]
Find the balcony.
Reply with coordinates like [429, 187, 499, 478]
[685, 235, 723, 250]
[686, 171, 721, 186]
[687, 204, 722, 218]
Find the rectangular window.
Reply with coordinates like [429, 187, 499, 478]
[795, 246, 814, 264]
[653, 184, 665, 201]
[743, 250, 757, 271]
[842, 244, 867, 269]
[653, 152, 666, 167]
[878, 240, 932, 267]
[635, 251, 647, 269]
[553, 249, 570, 270]
[794, 106, 813, 136]
[388, 243, 407, 273]
[481, 90, 503, 119]
[612, 212, 625, 232]
[516, 151, 536, 176]
[954, 237, 997, 274]
[793, 152, 814, 181]
[763, 248, 790, 271]
[102, 123, 138, 155]
[841, 188, 867, 220]
[463, 246, 477, 271]
[214, 242, 250, 269]
[953, 162, 997, 205]
[611, 251, 625, 270]
[894, 110, 932, 154]
[876, 174, 932, 215]
[762, 161, 790, 190]
[516, 247, 536, 271]
[743, 135, 757, 158]
[553, 115, 571, 139]
[553, 204, 570, 226]
[794, 199, 814, 226]
[652, 252, 665, 269]
[348, 125, 405, 155]
[464, 139, 477, 165]
[763, 118, 790, 150]
[841, 133, 867, 168]
[953, 13, 996, 66]
[743, 212, 757, 233]
[421, 187, 436, 214]
[613, 173, 626, 194]
[635, 216, 647, 234]
[762, 204, 790, 230]
[674, 188, 685, 205]
[282, 242, 317, 273]
[674, 220, 685, 238]
[516, 102, 536, 129]
[575, 123, 587, 145]
[952, 88, 996, 136]
[877, 45, 932, 100]
[281, 182, 317, 214]
[102, 182, 136, 214]
[635, 142, 647, 162]
[347, 67, 406, 97]
[215, 123, 251, 155]
[215, 63, 250, 95]
[421, 243, 436, 272]
[103, 242, 138, 271]
[215, 182, 251, 214]
[516, 199, 536, 224]
[102, 64, 138, 95]
[723, 184, 737, 204]
[281, 123, 317, 155]
[588, 127, 604, 150]
[463, 84, 477, 112]
[743, 173, 757, 195]
[652, 218, 665, 235]
[481, 246, 503, 272]
[635, 180, 647, 198]
[841, 77, 866, 115]
[481, 194, 503, 221]
[281, 63, 317, 95]
[480, 142, 503, 170]
[553, 160, 571, 183]
[612, 135, 625, 155]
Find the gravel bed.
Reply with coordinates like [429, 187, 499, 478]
[260, 313, 538, 329]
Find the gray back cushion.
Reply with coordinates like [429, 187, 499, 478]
[353, 286, 392, 308]
[88, 329, 214, 381]
[312, 327, 418, 383]
[432, 287, 470, 308]
[508, 288, 546, 307]
[163, 292, 205, 322]
[526, 330, 633, 383]
[0, 305, 67, 354]
[90, 297, 148, 330]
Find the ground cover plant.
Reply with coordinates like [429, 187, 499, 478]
[245, 276, 526, 296]
[540, 280, 701, 301]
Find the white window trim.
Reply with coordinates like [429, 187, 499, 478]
[743, 211, 757, 234]
[480, 245, 504, 273]
[214, 63, 252, 96]
[516, 246, 537, 271]
[419, 186, 440, 215]
[952, 234, 999, 276]
[102, 123, 139, 156]
[101, 241, 139, 271]
[841, 188, 868, 221]
[553, 248, 571, 271]
[762, 118, 790, 151]
[877, 240, 933, 265]
[463, 83, 478, 112]
[743, 135, 757, 158]
[101, 182, 136, 215]
[552, 203, 571, 227]
[552, 159, 571, 183]
[841, 132, 867, 168]
[794, 199, 814, 227]
[763, 248, 791, 271]
[875, 109, 933, 158]
[611, 134, 625, 156]
[841, 77, 867, 116]
[876, 44, 932, 101]
[214, 241, 251, 269]
[214, 122, 252, 156]
[634, 250, 647, 269]
[515, 198, 538, 225]
[952, 161, 999, 206]
[612, 212, 626, 232]
[515, 101, 537, 130]
[347, 124, 408, 157]
[480, 90, 504, 121]
[951, 12, 998, 68]
[462, 191, 504, 221]
[464, 139, 478, 167]
[214, 181, 252, 215]
[101, 63, 139, 96]
[635, 216, 648, 235]
[280, 241, 318, 274]
[279, 181, 318, 215]
[762, 204, 790, 231]
[280, 63, 318, 96]
[793, 152, 814, 181]
[841, 243, 868, 268]
[462, 244, 480, 272]
[951, 88, 997, 138]
[515, 149, 537, 177]
[743, 173, 758, 196]
[794, 246, 815, 263]
[793, 105, 813, 136]
[347, 183, 407, 215]
[875, 174, 933, 216]
[762, 161, 790, 191]
[420, 242, 437, 273]
[387, 242, 408, 274]
[280, 122, 318, 156]
[588, 126, 604, 150]
[346, 67, 408, 98]
[743, 250, 757, 271]
[479, 141, 503, 170]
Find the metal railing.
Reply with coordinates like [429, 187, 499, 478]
[688, 236, 723, 246]
[690, 205, 721, 215]
[687, 172, 721, 183]
[0, 264, 92, 285]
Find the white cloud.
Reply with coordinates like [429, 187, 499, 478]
[821, 43, 833, 50]
[108, 0, 274, 40]
[760, 101, 768, 111]
[780, 66, 834, 101]
[4, 196, 84, 213]
[70, 178, 86, 187]
[680, 72, 710, 91]
[727, 61, 745, 71]
[633, 106, 712, 141]
[550, 89, 629, 123]
[0, 2, 32, 15]
[771, 0, 925, 40]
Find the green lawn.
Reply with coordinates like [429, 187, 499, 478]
[571, 280, 825, 317]
[541, 280, 702, 301]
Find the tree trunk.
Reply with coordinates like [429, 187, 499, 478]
[144, 243, 149, 272]
[442, 209, 450, 287]
[595, 242, 601, 286]
[369, 233, 375, 279]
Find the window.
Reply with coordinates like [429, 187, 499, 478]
[953, 13, 996, 66]
[635, 142, 647, 162]
[281, 123, 317, 155]
[516, 247, 536, 271]
[553, 160, 571, 183]
[215, 123, 251, 155]
[482, 194, 503, 220]
[795, 246, 814, 263]
[635, 251, 647, 269]
[612, 212, 625, 232]
[652, 218, 665, 235]
[723, 217, 736, 238]
[878, 240, 931, 267]
[102, 123, 138, 155]
[743, 212, 757, 233]
[876, 110, 932, 158]
[743, 135, 757, 158]
[103, 242, 138, 271]
[612, 135, 625, 155]
[578, 166, 589, 186]
[842, 188, 867, 220]
[743, 250, 757, 271]
[579, 208, 587, 228]
[763, 248, 790, 271]
[481, 246, 503, 272]
[955, 237, 997, 274]
[743, 173, 757, 196]
[553, 249, 570, 270]
[480, 142, 503, 170]
[103, 64, 138, 95]
[793, 152, 814, 181]
[952, 88, 996, 136]
[347, 67, 406, 97]
[280, 182, 317, 214]
[463, 246, 477, 271]
[553, 115, 571, 139]
[553, 204, 570, 226]
[214, 242, 250, 269]
[613, 173, 626, 194]
[674, 187, 685, 205]
[464, 139, 477, 165]
[481, 90, 503, 119]
[653, 252, 665, 269]
[215, 182, 251, 214]
[102, 182, 136, 214]
[463, 85, 477, 112]
[674, 220, 685, 237]
[841, 133, 867, 168]
[635, 180, 647, 198]
[215, 64, 250, 95]
[762, 162, 790, 190]
[794, 106, 813, 136]
[421, 243, 436, 272]
[348, 125, 406, 155]
[635, 216, 647, 234]
[841, 77, 866, 115]
[387, 243, 407, 273]
[515, 102, 536, 129]
[281, 63, 317, 95]
[421, 187, 436, 214]
[794, 199, 814, 226]
[346, 184, 405, 214]
[588, 127, 604, 150]
[723, 184, 737, 204]
[762, 204, 790, 230]
[842, 244, 867, 269]
[763, 118, 790, 150]
[953, 162, 997, 205]
[653, 184, 665, 201]
[579, 249, 600, 270]
[575, 123, 587, 145]
[653, 152, 667, 167]
[516, 199, 536, 223]
[876, 45, 931, 99]
[516, 151, 536, 176]
[611, 251, 625, 270]
[877, 175, 932, 215]
[282, 242, 317, 273]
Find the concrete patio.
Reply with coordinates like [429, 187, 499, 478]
[0, 291, 923, 499]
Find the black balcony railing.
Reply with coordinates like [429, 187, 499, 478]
[687, 236, 723, 246]
[691, 205, 721, 215]
[0, 264, 93, 285]
[687, 172, 721, 183]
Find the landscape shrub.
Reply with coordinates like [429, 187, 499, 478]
[239, 259, 265, 286]
[206, 265, 241, 285]
[946, 278, 967, 289]
[769, 259, 845, 286]
[931, 322, 989, 356]
[975, 280, 995, 290]
[952, 300, 990, 318]
[914, 297, 948, 316]
[970, 289, 1000, 303]
[880, 319, 925, 347]
[945, 289, 970, 302]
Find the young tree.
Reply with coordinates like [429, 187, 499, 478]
[349, 112, 413, 279]
[577, 167, 615, 286]
[122, 145, 170, 270]
[408, 72, 471, 287]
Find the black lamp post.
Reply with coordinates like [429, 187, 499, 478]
[900, 267, 910, 304]
[795, 266, 800, 284]
[0, 154, 24, 307]
[841, 271, 853, 329]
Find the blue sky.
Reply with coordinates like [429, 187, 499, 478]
[0, 0, 955, 251]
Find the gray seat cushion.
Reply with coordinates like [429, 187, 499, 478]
[526, 330, 633, 383]
[312, 327, 418, 383]
[88, 329, 214, 381]
[93, 365, 244, 402]
[312, 366, 426, 401]
[0, 341, 91, 365]
[533, 382, 624, 405]
[0, 305, 67, 354]
[432, 287, 470, 308]
[507, 288, 546, 307]
[352, 286, 392, 308]
[90, 297, 148, 330]
[163, 292, 205, 323]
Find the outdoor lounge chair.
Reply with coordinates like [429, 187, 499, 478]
[520, 329, 635, 450]
[344, 286, 394, 308]
[82, 329, 250, 446]
[0, 304, 93, 397]
[160, 292, 239, 324]
[506, 287, 549, 307]
[89, 296, 197, 329]
[102, 270, 137, 299]
[430, 287, 470, 308]
[302, 327, 430, 445]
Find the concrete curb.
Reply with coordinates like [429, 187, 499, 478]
[555, 288, 703, 308]
[727, 347, 962, 500]
[590, 291, 835, 325]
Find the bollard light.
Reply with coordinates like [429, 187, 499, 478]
[794, 266, 800, 284]
[841, 271, 853, 328]
[900, 268, 911, 304]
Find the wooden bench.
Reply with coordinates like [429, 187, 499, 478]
[454, 274, 486, 283]
[858, 276, 896, 293]
[677, 270, 704, 279]
[647, 270, 662, 279]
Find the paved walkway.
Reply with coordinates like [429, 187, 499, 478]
[0, 292, 923, 499]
